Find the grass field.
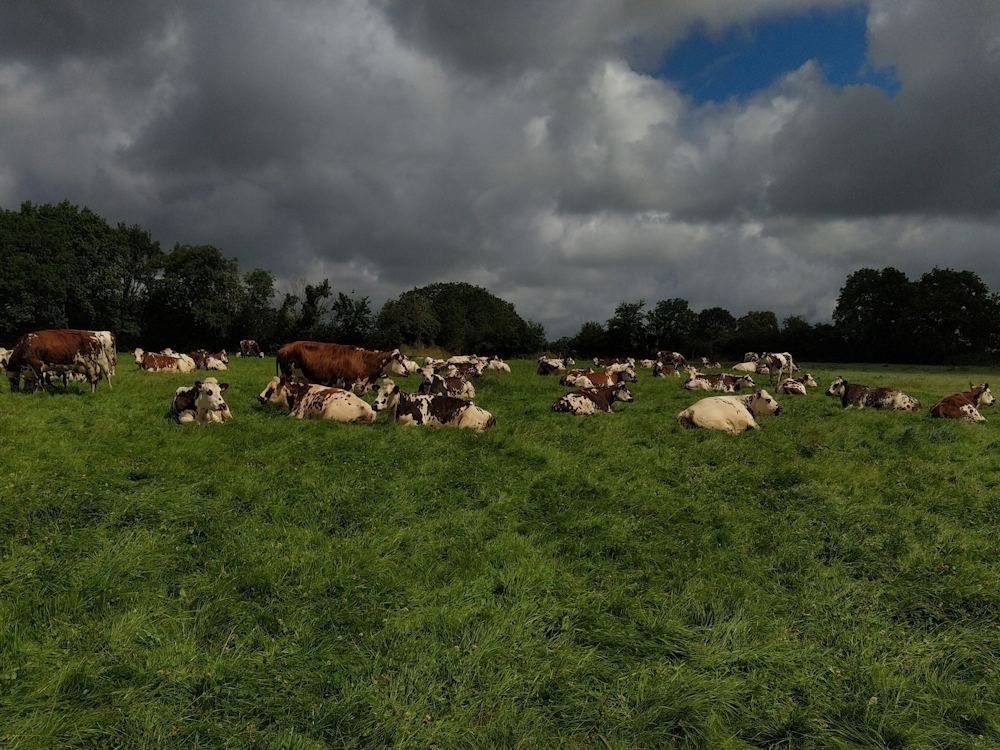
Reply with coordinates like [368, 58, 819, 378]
[1, 357, 999, 749]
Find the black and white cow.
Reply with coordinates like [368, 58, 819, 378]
[372, 379, 496, 432]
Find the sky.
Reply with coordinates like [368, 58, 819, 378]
[1, 1, 999, 337]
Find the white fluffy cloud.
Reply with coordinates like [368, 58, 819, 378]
[1, 1, 998, 336]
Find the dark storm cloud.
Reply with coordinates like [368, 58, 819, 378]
[1, 1, 999, 337]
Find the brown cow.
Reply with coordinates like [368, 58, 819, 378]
[572, 368, 637, 389]
[551, 383, 634, 415]
[190, 349, 229, 370]
[276, 341, 409, 395]
[652, 362, 682, 378]
[657, 350, 687, 367]
[825, 376, 921, 411]
[240, 339, 264, 358]
[930, 383, 994, 422]
[559, 368, 594, 386]
[6, 329, 114, 393]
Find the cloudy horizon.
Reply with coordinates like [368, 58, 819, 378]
[2, 1, 998, 337]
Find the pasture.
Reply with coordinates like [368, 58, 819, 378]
[1, 358, 999, 749]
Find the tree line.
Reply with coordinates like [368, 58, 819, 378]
[3, 201, 998, 363]
[0, 201, 545, 356]
[551, 267, 1000, 364]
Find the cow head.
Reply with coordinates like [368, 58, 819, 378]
[381, 349, 409, 377]
[133, 348, 145, 366]
[612, 383, 634, 403]
[372, 379, 401, 413]
[826, 376, 847, 397]
[194, 378, 231, 421]
[259, 375, 288, 406]
[746, 388, 782, 416]
[736, 375, 755, 390]
[800, 373, 818, 388]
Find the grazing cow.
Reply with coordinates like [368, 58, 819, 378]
[657, 350, 687, 367]
[573, 368, 637, 389]
[551, 383, 634, 415]
[6, 329, 114, 393]
[276, 341, 409, 395]
[777, 373, 818, 396]
[372, 379, 496, 432]
[685, 370, 755, 393]
[171, 377, 232, 424]
[418, 372, 476, 399]
[930, 383, 994, 422]
[257, 375, 375, 423]
[676, 389, 783, 434]
[240, 339, 264, 358]
[559, 368, 594, 386]
[652, 362, 682, 378]
[825, 376, 922, 411]
[700, 357, 722, 369]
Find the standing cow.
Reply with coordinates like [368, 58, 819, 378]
[276, 341, 409, 395]
[6, 329, 114, 393]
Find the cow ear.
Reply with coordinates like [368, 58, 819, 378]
[220, 383, 230, 392]
[194, 381, 203, 389]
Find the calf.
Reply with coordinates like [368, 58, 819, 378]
[930, 383, 994, 422]
[776, 373, 818, 396]
[171, 377, 232, 424]
[551, 383, 634, 415]
[685, 370, 755, 393]
[825, 376, 921, 411]
[372, 380, 496, 432]
[419, 372, 476, 399]
[257, 375, 375, 423]
[677, 389, 783, 434]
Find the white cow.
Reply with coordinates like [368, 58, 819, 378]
[676, 389, 783, 434]
[171, 377, 232, 424]
[257, 375, 375, 423]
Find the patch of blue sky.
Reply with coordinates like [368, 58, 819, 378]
[657, 3, 900, 103]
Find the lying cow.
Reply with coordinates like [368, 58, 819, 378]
[560, 368, 594, 386]
[684, 371, 755, 393]
[133, 349, 197, 374]
[551, 382, 634, 415]
[572, 368, 636, 389]
[652, 362, 682, 378]
[776, 373, 818, 396]
[732, 361, 759, 373]
[825, 376, 921, 411]
[372, 379, 496, 432]
[594, 357, 634, 367]
[700, 357, 722, 369]
[418, 372, 476, 399]
[639, 359, 656, 369]
[257, 375, 375, 423]
[537, 357, 568, 375]
[191, 349, 229, 370]
[676, 389, 783, 434]
[657, 350, 687, 367]
[171, 377, 232, 424]
[930, 383, 994, 422]
[484, 356, 511, 373]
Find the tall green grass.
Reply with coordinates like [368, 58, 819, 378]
[1, 359, 998, 748]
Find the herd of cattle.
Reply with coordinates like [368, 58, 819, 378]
[0, 331, 994, 435]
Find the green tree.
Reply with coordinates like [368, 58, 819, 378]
[833, 268, 914, 362]
[911, 268, 1000, 361]
[330, 292, 374, 346]
[238, 268, 277, 348]
[569, 320, 607, 358]
[733, 309, 780, 354]
[605, 300, 647, 356]
[695, 307, 736, 357]
[647, 298, 697, 352]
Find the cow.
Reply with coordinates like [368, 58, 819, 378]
[657, 350, 687, 367]
[0, 347, 10, 371]
[606, 362, 638, 377]
[171, 377, 232, 424]
[484, 356, 511, 373]
[372, 379, 496, 432]
[594, 357, 634, 367]
[240, 339, 264, 358]
[449, 361, 486, 379]
[418, 372, 476, 400]
[401, 356, 422, 375]
[6, 329, 114, 393]
[537, 357, 568, 375]
[133, 349, 197, 374]
[930, 383, 995, 422]
[700, 357, 722, 369]
[572, 368, 637, 389]
[676, 389, 783, 434]
[190, 349, 229, 370]
[652, 362, 682, 378]
[551, 382, 634, 415]
[744, 352, 760, 363]
[776, 373, 818, 396]
[257, 375, 375, 424]
[825, 376, 922, 411]
[684, 370, 755, 393]
[559, 368, 594, 386]
[639, 359, 657, 369]
[276, 341, 409, 395]
[732, 361, 759, 373]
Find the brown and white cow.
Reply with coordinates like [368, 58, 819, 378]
[930, 383, 994, 422]
[418, 372, 476, 400]
[572, 368, 637, 389]
[652, 361, 682, 378]
[776, 373, 818, 396]
[190, 349, 229, 370]
[372, 380, 496, 432]
[240, 339, 264, 358]
[657, 350, 687, 367]
[171, 377, 232, 424]
[276, 341, 409, 395]
[551, 382, 634, 415]
[6, 329, 114, 393]
[684, 370, 755, 393]
[133, 349, 197, 374]
[257, 375, 375, 423]
[700, 357, 722, 369]
[825, 376, 921, 411]
[559, 368, 594, 386]
[537, 357, 570, 375]
[594, 357, 634, 367]
[676, 389, 783, 434]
